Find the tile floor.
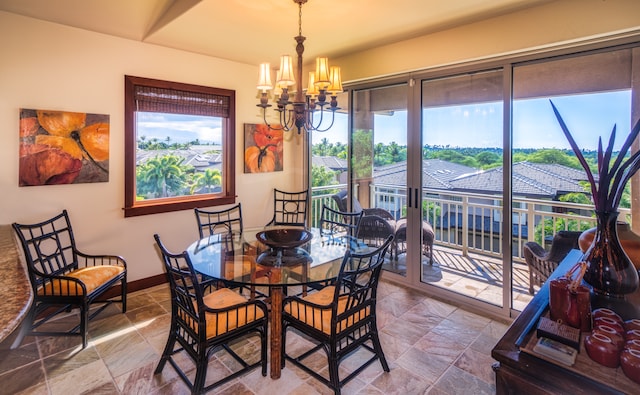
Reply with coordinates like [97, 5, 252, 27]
[0, 280, 510, 394]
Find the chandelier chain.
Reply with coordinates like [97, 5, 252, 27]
[298, 2, 303, 37]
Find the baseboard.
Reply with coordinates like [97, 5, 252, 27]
[102, 273, 167, 299]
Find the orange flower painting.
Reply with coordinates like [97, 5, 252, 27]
[19, 109, 109, 186]
[244, 123, 283, 173]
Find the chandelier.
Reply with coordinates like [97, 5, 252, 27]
[256, 0, 342, 134]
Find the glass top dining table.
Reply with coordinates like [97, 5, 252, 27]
[186, 226, 370, 379]
[187, 227, 369, 287]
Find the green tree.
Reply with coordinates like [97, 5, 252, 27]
[190, 168, 221, 194]
[352, 129, 373, 179]
[311, 165, 338, 187]
[527, 149, 581, 169]
[137, 154, 190, 198]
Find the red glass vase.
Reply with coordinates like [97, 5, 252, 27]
[583, 211, 639, 297]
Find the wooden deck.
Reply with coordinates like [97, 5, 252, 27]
[383, 244, 534, 311]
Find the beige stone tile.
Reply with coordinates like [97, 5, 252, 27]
[429, 318, 482, 348]
[413, 331, 467, 363]
[370, 364, 431, 394]
[382, 319, 428, 345]
[395, 347, 452, 385]
[431, 365, 494, 395]
[419, 297, 458, 318]
[42, 346, 101, 379]
[447, 309, 492, 331]
[0, 360, 46, 394]
[0, 340, 40, 374]
[48, 358, 112, 395]
[114, 360, 155, 393]
[453, 347, 496, 385]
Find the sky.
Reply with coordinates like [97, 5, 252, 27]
[137, 90, 633, 152]
[311, 90, 633, 151]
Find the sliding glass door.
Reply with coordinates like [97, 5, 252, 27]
[420, 70, 505, 307]
[342, 40, 639, 318]
[351, 83, 409, 277]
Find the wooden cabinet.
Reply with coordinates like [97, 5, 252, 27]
[492, 250, 639, 394]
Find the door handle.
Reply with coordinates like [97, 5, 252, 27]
[408, 188, 412, 209]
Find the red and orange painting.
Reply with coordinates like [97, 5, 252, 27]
[19, 109, 109, 186]
[244, 123, 283, 173]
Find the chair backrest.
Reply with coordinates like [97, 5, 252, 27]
[12, 210, 78, 288]
[269, 188, 308, 227]
[195, 203, 243, 238]
[154, 234, 206, 336]
[331, 235, 394, 328]
[357, 215, 395, 248]
[319, 204, 363, 242]
[331, 190, 363, 213]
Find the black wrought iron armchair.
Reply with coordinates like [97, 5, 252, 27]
[523, 230, 582, 294]
[194, 203, 243, 238]
[11, 210, 127, 349]
[331, 190, 395, 222]
[267, 188, 309, 227]
[153, 234, 268, 393]
[282, 235, 394, 394]
[319, 204, 363, 245]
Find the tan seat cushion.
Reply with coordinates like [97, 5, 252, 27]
[201, 288, 265, 338]
[38, 265, 124, 296]
[284, 286, 370, 335]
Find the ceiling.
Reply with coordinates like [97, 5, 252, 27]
[0, 0, 552, 67]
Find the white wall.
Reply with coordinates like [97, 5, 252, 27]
[335, 0, 640, 81]
[0, 11, 304, 283]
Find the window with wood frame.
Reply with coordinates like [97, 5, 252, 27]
[124, 75, 236, 217]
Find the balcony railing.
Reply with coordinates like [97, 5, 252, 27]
[310, 183, 631, 262]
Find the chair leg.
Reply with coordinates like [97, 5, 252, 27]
[529, 271, 535, 295]
[193, 350, 208, 394]
[328, 347, 341, 395]
[121, 277, 127, 313]
[81, 301, 89, 349]
[262, 322, 268, 376]
[154, 330, 177, 374]
[371, 327, 390, 372]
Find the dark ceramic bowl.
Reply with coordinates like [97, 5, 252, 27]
[621, 348, 640, 384]
[594, 325, 625, 350]
[594, 316, 626, 336]
[592, 308, 624, 326]
[625, 319, 640, 332]
[256, 228, 312, 250]
[584, 332, 621, 368]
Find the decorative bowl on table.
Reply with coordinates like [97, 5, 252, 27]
[255, 228, 312, 250]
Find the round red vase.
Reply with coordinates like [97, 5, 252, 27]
[625, 319, 640, 332]
[585, 332, 621, 368]
[594, 316, 625, 335]
[592, 308, 624, 326]
[625, 339, 640, 352]
[626, 329, 640, 343]
[593, 325, 625, 350]
[620, 348, 640, 384]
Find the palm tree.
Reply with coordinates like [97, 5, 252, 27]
[190, 168, 222, 194]
[138, 155, 187, 197]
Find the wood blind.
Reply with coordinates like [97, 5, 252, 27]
[133, 86, 230, 117]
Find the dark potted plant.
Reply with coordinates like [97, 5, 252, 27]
[551, 100, 640, 297]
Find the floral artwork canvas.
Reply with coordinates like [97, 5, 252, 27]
[19, 109, 110, 186]
[244, 123, 283, 173]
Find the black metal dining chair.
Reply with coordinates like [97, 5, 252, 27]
[153, 234, 268, 394]
[194, 203, 243, 238]
[266, 188, 309, 227]
[281, 235, 394, 394]
[319, 204, 364, 245]
[11, 210, 127, 349]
